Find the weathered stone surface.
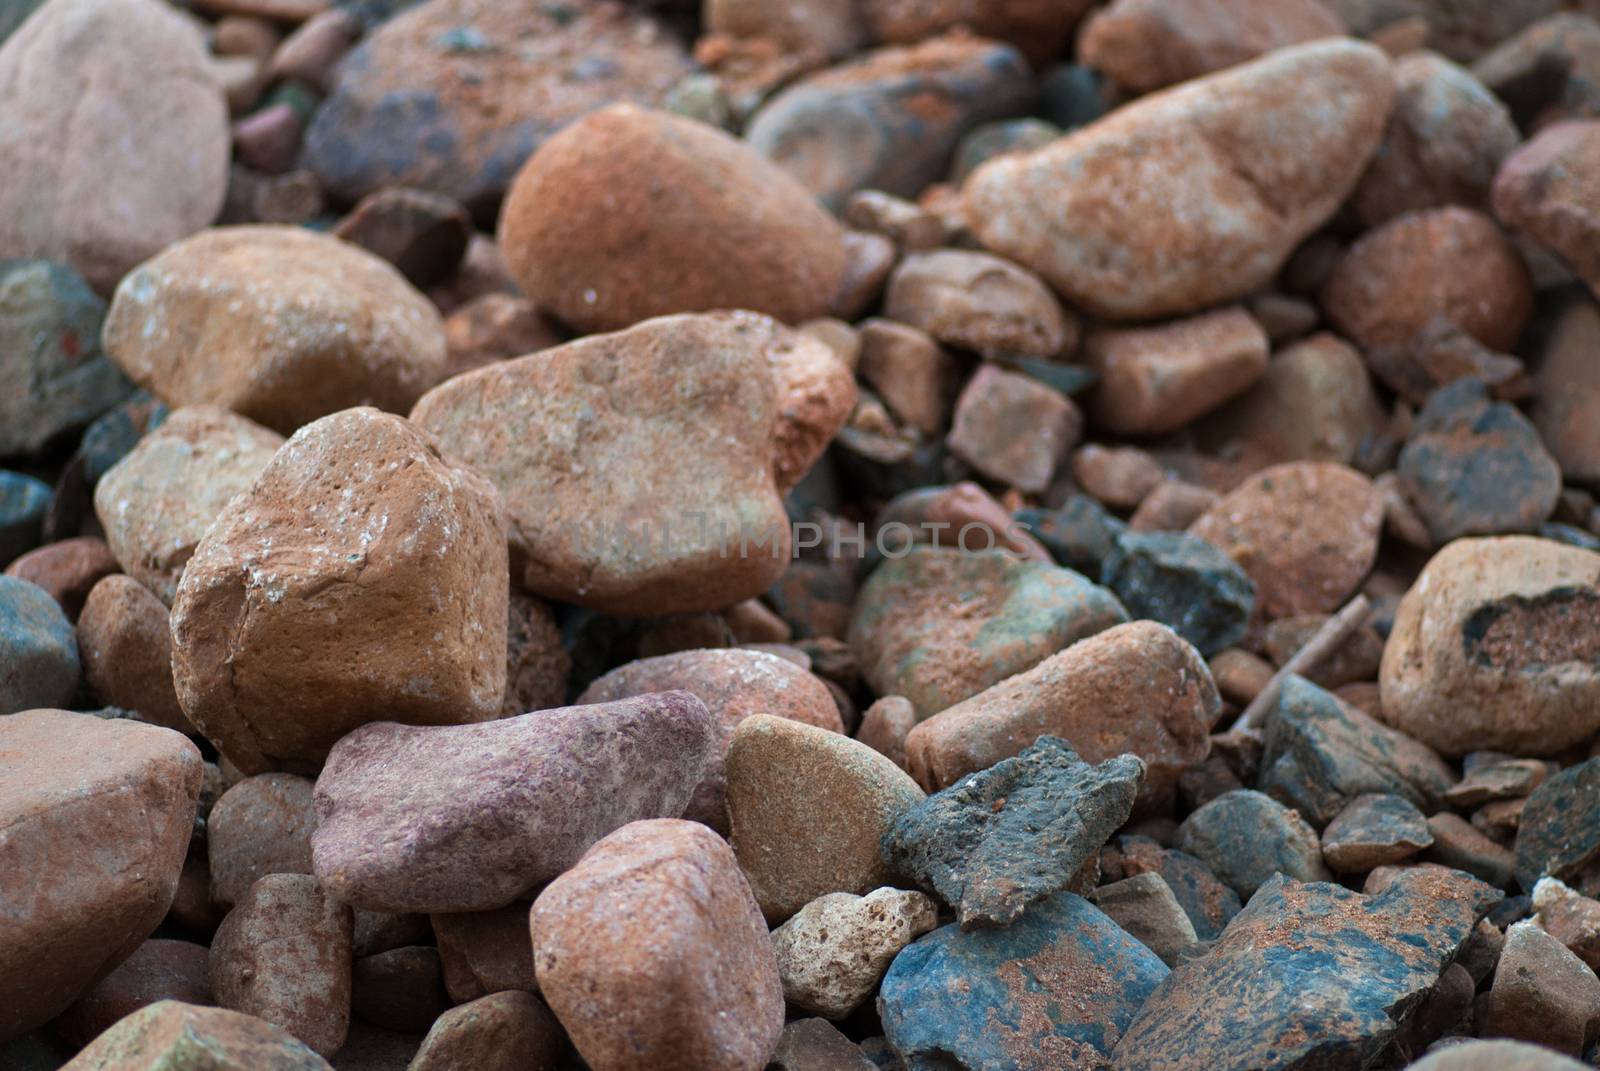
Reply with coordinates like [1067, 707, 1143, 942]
[1113, 868, 1500, 1070]
[59, 1000, 332, 1071]
[879, 891, 1169, 1071]
[849, 545, 1127, 720]
[431, 904, 536, 1004]
[1379, 536, 1600, 757]
[1102, 530, 1255, 656]
[1175, 789, 1331, 898]
[1321, 793, 1434, 872]
[1515, 757, 1600, 890]
[103, 228, 446, 436]
[502, 591, 568, 718]
[1489, 919, 1600, 1056]
[771, 888, 939, 1019]
[964, 40, 1394, 320]
[302, 0, 690, 215]
[1427, 812, 1515, 888]
[208, 773, 316, 910]
[884, 737, 1142, 928]
[946, 365, 1080, 493]
[55, 940, 211, 1050]
[76, 575, 185, 731]
[93, 406, 282, 605]
[1494, 120, 1600, 297]
[0, 0, 228, 294]
[883, 249, 1074, 361]
[408, 990, 562, 1071]
[313, 693, 717, 913]
[0, 575, 79, 715]
[768, 1018, 876, 1071]
[1090, 873, 1198, 967]
[906, 621, 1217, 804]
[531, 819, 784, 1071]
[499, 104, 847, 334]
[0, 710, 201, 1040]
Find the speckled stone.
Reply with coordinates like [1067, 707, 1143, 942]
[1489, 919, 1600, 1056]
[1321, 793, 1435, 872]
[771, 888, 939, 1019]
[58, 1000, 331, 1070]
[1175, 789, 1331, 898]
[1515, 757, 1600, 890]
[1102, 530, 1255, 656]
[0, 574, 79, 715]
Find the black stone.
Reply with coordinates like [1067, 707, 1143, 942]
[1102, 530, 1255, 655]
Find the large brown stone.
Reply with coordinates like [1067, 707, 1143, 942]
[170, 408, 508, 774]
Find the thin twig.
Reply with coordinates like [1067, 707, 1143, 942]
[1239, 594, 1372, 730]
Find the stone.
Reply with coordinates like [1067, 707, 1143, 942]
[55, 940, 212, 1050]
[208, 773, 316, 910]
[209, 873, 352, 1058]
[1176, 790, 1331, 898]
[1101, 530, 1256, 656]
[76, 575, 186, 731]
[169, 408, 506, 774]
[313, 693, 717, 914]
[1532, 299, 1600, 487]
[578, 648, 841, 831]
[1259, 675, 1454, 825]
[331, 187, 471, 289]
[0, 0, 229, 294]
[964, 40, 1393, 320]
[1494, 120, 1600, 296]
[1379, 536, 1600, 757]
[1448, 759, 1547, 808]
[4, 536, 117, 620]
[946, 366, 1081, 493]
[884, 737, 1143, 928]
[726, 714, 925, 923]
[1210, 647, 1275, 706]
[1080, 0, 1346, 94]
[1129, 481, 1221, 533]
[863, 0, 1091, 67]
[1534, 878, 1600, 971]
[0, 710, 201, 1040]
[0, 260, 130, 456]
[350, 947, 449, 1033]
[706, 0, 864, 58]
[1263, 613, 1384, 689]
[1113, 837, 1242, 940]
[93, 406, 283, 605]
[857, 695, 917, 770]
[350, 912, 429, 959]
[1081, 307, 1270, 437]
[746, 35, 1033, 211]
[267, 9, 360, 94]
[441, 294, 562, 382]
[102, 227, 447, 436]
[1072, 445, 1165, 511]
[832, 230, 897, 321]
[59, 1000, 332, 1071]
[412, 312, 841, 615]
[1515, 757, 1600, 890]
[1410, 1041, 1590, 1071]
[502, 591, 568, 717]
[883, 249, 1074, 361]
[0, 576, 78, 715]
[1399, 379, 1561, 542]
[879, 891, 1170, 1071]
[771, 888, 939, 1019]
[1090, 873, 1198, 967]
[431, 904, 536, 1004]
[302, 0, 690, 215]
[0, 471, 50, 567]
[408, 991, 562, 1071]
[1113, 868, 1500, 1070]
[1489, 920, 1600, 1055]
[856, 319, 959, 436]
[531, 819, 784, 1071]
[1189, 461, 1383, 619]
[906, 621, 1218, 805]
[768, 1019, 875, 1071]
[844, 190, 947, 250]
[1426, 813, 1515, 888]
[1321, 793, 1435, 871]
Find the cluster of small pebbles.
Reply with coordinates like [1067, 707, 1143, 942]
[6, 0, 1600, 1068]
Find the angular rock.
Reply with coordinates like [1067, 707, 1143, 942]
[856, 319, 959, 436]
[1321, 793, 1435, 872]
[59, 1000, 331, 1071]
[1102, 530, 1255, 656]
[430, 904, 536, 1005]
[0, 575, 79, 715]
[408, 991, 562, 1071]
[770, 887, 940, 1019]
[208, 773, 316, 910]
[1090, 873, 1198, 967]
[946, 365, 1080, 493]
[768, 1018, 875, 1071]
[330, 187, 471, 289]
[1114, 836, 1242, 941]
[1494, 119, 1600, 297]
[1425, 813, 1515, 888]
[1534, 878, 1600, 971]
[1175, 789, 1331, 898]
[76, 575, 185, 731]
[883, 249, 1075, 361]
[1515, 757, 1600, 890]
[884, 737, 1143, 928]
[313, 693, 717, 913]
[1489, 920, 1600, 1056]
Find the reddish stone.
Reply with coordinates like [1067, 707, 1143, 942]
[947, 366, 1081, 493]
[3, 536, 118, 620]
[77, 575, 186, 731]
[207, 773, 316, 909]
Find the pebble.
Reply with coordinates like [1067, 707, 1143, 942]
[170, 408, 507, 772]
[883, 249, 1075, 360]
[905, 620, 1217, 802]
[726, 714, 925, 923]
[0, 0, 229, 293]
[208, 773, 316, 909]
[408, 990, 563, 1071]
[55, 939, 211, 1049]
[1102, 530, 1256, 656]
[1515, 757, 1600, 890]
[0, 710, 202, 1039]
[302, 0, 690, 213]
[531, 819, 785, 1071]
[331, 187, 472, 289]
[499, 104, 847, 334]
[1379, 536, 1600, 756]
[59, 1000, 332, 1070]
[0, 471, 50, 568]
[103, 228, 448, 436]
[770, 887, 940, 1019]
[1426, 813, 1516, 888]
[1494, 120, 1600, 295]
[1174, 789, 1332, 898]
[1531, 299, 1600, 485]
[92, 406, 282, 605]
[1263, 612, 1384, 688]
[1489, 920, 1600, 1055]
[0, 575, 79, 715]
[350, 946, 449, 1033]
[1448, 758, 1547, 808]
[964, 40, 1393, 320]
[884, 737, 1143, 927]
[1321, 793, 1436, 872]
[1129, 481, 1221, 532]
[1090, 872, 1199, 966]
[849, 545, 1128, 719]
[879, 891, 1170, 1070]
[312, 693, 717, 914]
[441, 294, 562, 381]
[1189, 461, 1384, 618]
[430, 905, 536, 1004]
[857, 695, 917, 770]
[1114, 837, 1241, 942]
[76, 576, 186, 731]
[1073, 444, 1165, 511]
[4, 537, 118, 620]
[946, 365, 1081, 492]
[863, 0, 1089, 66]
[1534, 878, 1600, 971]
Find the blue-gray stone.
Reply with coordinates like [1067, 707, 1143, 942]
[880, 891, 1168, 1071]
[1114, 836, 1242, 941]
[1514, 756, 1600, 891]
[1175, 789, 1330, 899]
[0, 470, 50, 567]
[1015, 494, 1125, 580]
[1102, 530, 1255, 655]
[0, 575, 78, 713]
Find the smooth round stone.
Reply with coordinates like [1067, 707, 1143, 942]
[58, 1000, 332, 1070]
[76, 574, 186, 731]
[409, 991, 563, 1071]
[1494, 119, 1600, 298]
[0, 471, 50, 568]
[0, 575, 78, 715]
[1175, 789, 1332, 898]
[3, 536, 118, 619]
[1102, 530, 1255, 656]
[208, 773, 316, 910]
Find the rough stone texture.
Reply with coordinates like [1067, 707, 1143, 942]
[1379, 536, 1600, 757]
[58, 1000, 332, 1070]
[302, 0, 690, 215]
[883, 249, 1074, 361]
[879, 891, 1170, 1071]
[1090, 873, 1198, 967]
[1427, 812, 1515, 888]
[1175, 789, 1331, 898]
[1494, 120, 1600, 297]
[1189, 461, 1383, 619]
[0, 0, 228, 294]
[746, 35, 1034, 211]
[1113, 869, 1500, 1070]
[770, 887, 939, 1019]
[1102, 530, 1255, 656]
[578, 648, 842, 831]
[1532, 298, 1600, 487]
[727, 714, 925, 924]
[863, 0, 1093, 67]
[0, 710, 201, 1040]
[964, 40, 1394, 320]
[55, 940, 212, 1050]
[1515, 757, 1600, 890]
[849, 545, 1128, 720]
[531, 819, 784, 1071]
[906, 621, 1217, 805]
[946, 365, 1080, 493]
[412, 312, 838, 615]
[0, 575, 79, 714]
[102, 227, 447, 436]
[93, 406, 283, 605]
[170, 408, 508, 774]
[1489, 920, 1600, 1056]
[313, 692, 717, 913]
[768, 1018, 876, 1071]
[499, 104, 846, 334]
[1534, 878, 1600, 972]
[76, 575, 186, 731]
[408, 991, 563, 1071]
[884, 737, 1143, 928]
[209, 874, 352, 1058]
[1080, 0, 1346, 94]
[857, 695, 916, 770]
[1321, 793, 1435, 872]
[208, 773, 316, 910]
[502, 591, 568, 717]
[431, 904, 537, 1004]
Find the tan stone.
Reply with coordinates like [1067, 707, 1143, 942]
[884, 249, 1075, 360]
[77, 576, 186, 731]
